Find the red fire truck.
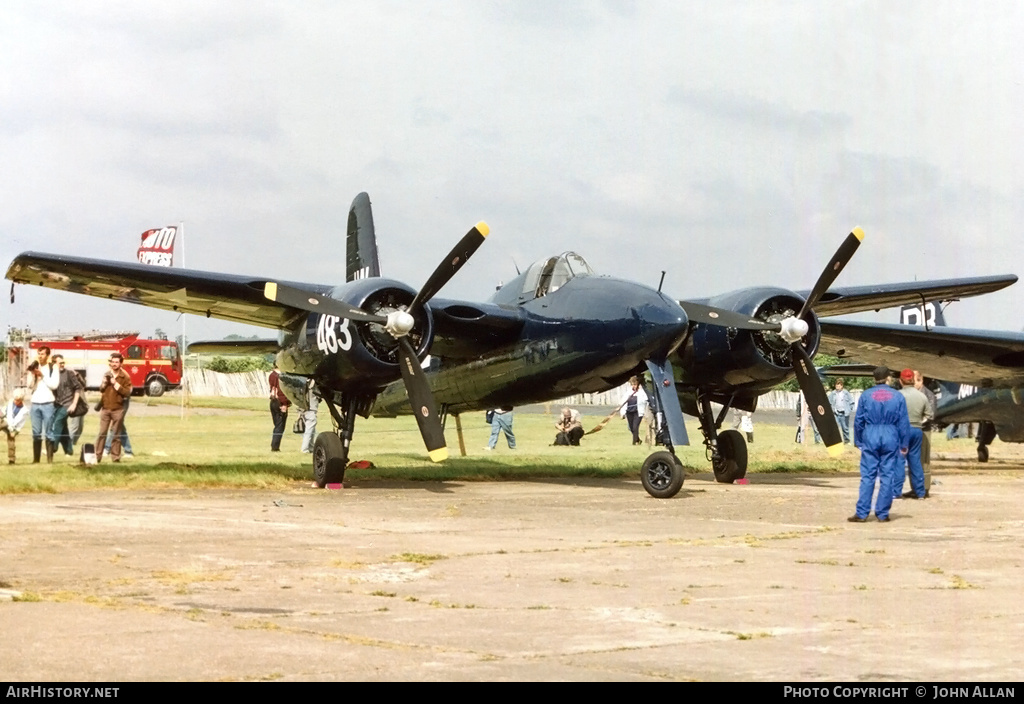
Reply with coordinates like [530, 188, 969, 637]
[24, 331, 182, 397]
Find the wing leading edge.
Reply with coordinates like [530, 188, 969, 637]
[807, 274, 1017, 318]
[6, 252, 329, 330]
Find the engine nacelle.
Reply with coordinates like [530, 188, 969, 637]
[276, 277, 435, 395]
[679, 286, 821, 394]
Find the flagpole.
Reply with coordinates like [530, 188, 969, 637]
[179, 221, 188, 420]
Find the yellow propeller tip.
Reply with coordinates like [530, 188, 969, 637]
[851, 226, 865, 242]
[264, 281, 278, 300]
[476, 222, 490, 237]
[428, 448, 449, 463]
[826, 443, 845, 457]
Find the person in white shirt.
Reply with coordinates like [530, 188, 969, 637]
[1, 390, 30, 464]
[26, 346, 60, 463]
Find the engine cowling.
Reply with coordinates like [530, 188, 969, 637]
[679, 286, 821, 394]
[277, 277, 435, 394]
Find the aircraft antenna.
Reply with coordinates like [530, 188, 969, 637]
[657, 271, 666, 293]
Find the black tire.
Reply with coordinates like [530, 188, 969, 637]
[313, 433, 346, 488]
[641, 451, 684, 499]
[978, 444, 989, 463]
[145, 376, 167, 397]
[713, 428, 748, 483]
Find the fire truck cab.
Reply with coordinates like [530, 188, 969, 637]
[25, 331, 182, 397]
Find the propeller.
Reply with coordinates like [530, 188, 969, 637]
[263, 221, 490, 462]
[681, 227, 865, 455]
[787, 227, 864, 454]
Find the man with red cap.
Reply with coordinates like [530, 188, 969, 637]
[897, 368, 932, 500]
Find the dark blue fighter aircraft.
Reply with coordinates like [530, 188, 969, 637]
[6, 193, 1016, 497]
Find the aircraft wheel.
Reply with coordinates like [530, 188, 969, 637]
[977, 444, 989, 463]
[641, 451, 684, 499]
[313, 433, 346, 488]
[713, 429, 747, 483]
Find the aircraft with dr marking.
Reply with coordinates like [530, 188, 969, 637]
[820, 301, 1024, 464]
[6, 193, 1017, 497]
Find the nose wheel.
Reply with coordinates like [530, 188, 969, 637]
[641, 450, 685, 498]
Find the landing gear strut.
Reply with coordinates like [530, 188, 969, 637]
[697, 394, 748, 483]
[313, 393, 374, 488]
[977, 421, 996, 463]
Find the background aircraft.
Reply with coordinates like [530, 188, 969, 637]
[820, 302, 1024, 463]
[6, 193, 1016, 497]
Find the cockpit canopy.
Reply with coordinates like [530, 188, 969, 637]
[491, 252, 595, 305]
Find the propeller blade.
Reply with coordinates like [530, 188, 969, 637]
[791, 345, 844, 455]
[644, 358, 690, 448]
[679, 300, 781, 332]
[396, 337, 448, 462]
[797, 227, 864, 319]
[263, 282, 387, 324]
[408, 222, 489, 314]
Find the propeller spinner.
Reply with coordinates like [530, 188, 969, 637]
[680, 227, 865, 455]
[264, 221, 490, 462]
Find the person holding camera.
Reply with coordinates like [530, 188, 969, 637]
[94, 353, 133, 463]
[553, 407, 584, 446]
[26, 346, 60, 463]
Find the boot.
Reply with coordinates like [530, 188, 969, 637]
[46, 440, 55, 463]
[33, 439, 42, 463]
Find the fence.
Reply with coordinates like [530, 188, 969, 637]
[182, 369, 269, 397]
[0, 363, 857, 412]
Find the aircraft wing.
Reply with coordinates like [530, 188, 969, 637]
[818, 320, 1024, 387]
[806, 274, 1017, 318]
[6, 252, 328, 330]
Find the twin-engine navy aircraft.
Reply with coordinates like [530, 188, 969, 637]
[820, 302, 1024, 464]
[6, 193, 1016, 497]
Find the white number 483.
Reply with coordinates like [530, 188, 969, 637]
[316, 315, 352, 353]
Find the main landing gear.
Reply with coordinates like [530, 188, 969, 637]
[312, 393, 374, 488]
[698, 394, 748, 484]
[977, 421, 996, 463]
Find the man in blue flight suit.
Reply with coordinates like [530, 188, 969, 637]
[850, 366, 910, 523]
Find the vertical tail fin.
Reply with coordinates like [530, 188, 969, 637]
[346, 192, 382, 282]
[900, 303, 959, 401]
[899, 301, 947, 328]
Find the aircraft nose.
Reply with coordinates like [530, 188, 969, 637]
[634, 294, 689, 358]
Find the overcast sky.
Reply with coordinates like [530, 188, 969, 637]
[2, 1, 1022, 343]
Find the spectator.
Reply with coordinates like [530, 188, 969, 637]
[554, 407, 584, 446]
[1, 390, 29, 464]
[484, 407, 515, 450]
[620, 376, 649, 446]
[269, 364, 289, 452]
[94, 353, 132, 463]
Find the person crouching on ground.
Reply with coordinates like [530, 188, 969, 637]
[554, 407, 584, 446]
[94, 353, 133, 463]
[1, 390, 29, 464]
